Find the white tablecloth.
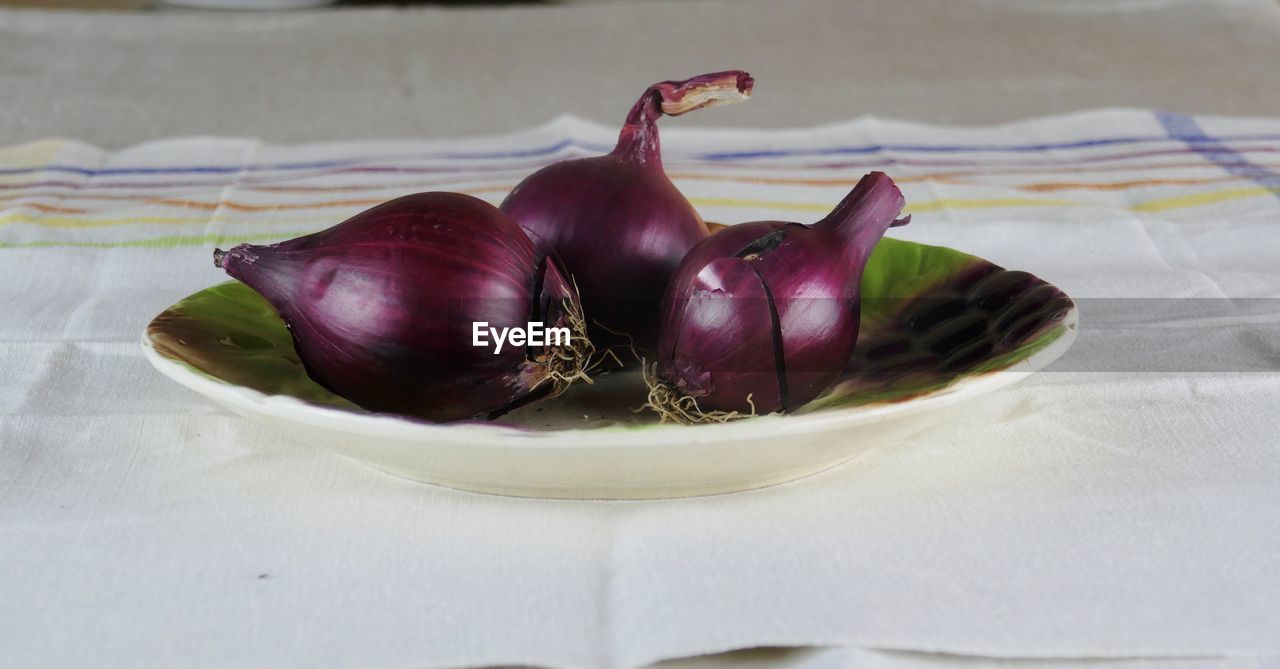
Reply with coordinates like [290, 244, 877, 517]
[3, 2, 1280, 668]
[3, 110, 1279, 668]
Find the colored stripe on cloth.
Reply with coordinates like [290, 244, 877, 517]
[2, 111, 1278, 248]
[4, 135, 1280, 178]
[1156, 111, 1280, 201]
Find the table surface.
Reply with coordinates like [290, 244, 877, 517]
[3, 2, 1280, 668]
[3, 0, 1280, 147]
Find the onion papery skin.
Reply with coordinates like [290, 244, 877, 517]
[501, 70, 753, 350]
[215, 192, 581, 422]
[656, 172, 910, 417]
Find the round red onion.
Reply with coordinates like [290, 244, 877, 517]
[500, 70, 753, 349]
[651, 172, 911, 420]
[214, 192, 589, 422]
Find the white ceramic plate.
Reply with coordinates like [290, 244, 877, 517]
[143, 238, 1077, 499]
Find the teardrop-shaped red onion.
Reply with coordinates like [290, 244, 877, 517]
[651, 172, 911, 420]
[500, 71, 753, 349]
[214, 192, 589, 422]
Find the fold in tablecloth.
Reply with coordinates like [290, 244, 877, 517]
[1, 110, 1278, 668]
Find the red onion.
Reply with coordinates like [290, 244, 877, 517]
[213, 192, 590, 422]
[500, 70, 754, 349]
[649, 172, 911, 421]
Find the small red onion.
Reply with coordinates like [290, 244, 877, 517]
[500, 71, 754, 349]
[214, 192, 590, 422]
[650, 172, 910, 420]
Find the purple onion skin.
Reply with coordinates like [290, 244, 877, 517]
[657, 172, 910, 415]
[215, 192, 579, 422]
[501, 71, 753, 348]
